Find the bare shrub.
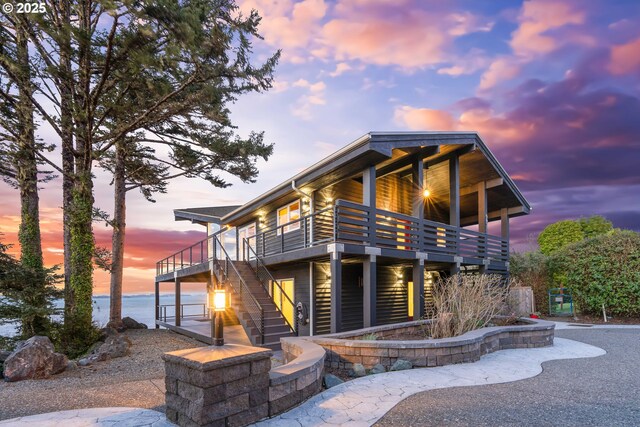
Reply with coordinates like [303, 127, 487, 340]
[428, 274, 511, 339]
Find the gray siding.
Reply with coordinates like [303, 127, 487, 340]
[376, 266, 409, 326]
[268, 262, 312, 336]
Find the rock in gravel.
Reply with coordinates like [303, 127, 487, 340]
[3, 336, 68, 382]
[390, 359, 413, 371]
[370, 363, 386, 375]
[324, 373, 344, 388]
[349, 363, 367, 377]
[80, 334, 132, 366]
[122, 317, 148, 330]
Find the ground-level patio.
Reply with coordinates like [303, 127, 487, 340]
[2, 325, 639, 426]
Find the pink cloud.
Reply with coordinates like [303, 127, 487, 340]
[478, 57, 521, 90]
[394, 106, 456, 131]
[608, 37, 640, 75]
[510, 0, 587, 58]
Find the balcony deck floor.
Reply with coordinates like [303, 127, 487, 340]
[156, 318, 252, 346]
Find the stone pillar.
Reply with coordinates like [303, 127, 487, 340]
[163, 344, 272, 427]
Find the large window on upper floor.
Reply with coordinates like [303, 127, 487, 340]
[277, 200, 301, 234]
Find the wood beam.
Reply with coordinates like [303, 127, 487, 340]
[412, 158, 424, 219]
[501, 208, 510, 241]
[478, 181, 487, 234]
[460, 178, 503, 197]
[362, 165, 376, 207]
[363, 255, 377, 327]
[413, 260, 425, 320]
[330, 252, 342, 334]
[460, 206, 527, 226]
[376, 146, 439, 179]
[449, 155, 460, 227]
[424, 144, 475, 168]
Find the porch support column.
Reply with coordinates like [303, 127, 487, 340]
[478, 181, 487, 233]
[450, 262, 460, 276]
[330, 251, 342, 333]
[501, 208, 509, 241]
[155, 281, 160, 329]
[363, 255, 377, 327]
[412, 259, 425, 320]
[412, 158, 424, 220]
[175, 277, 181, 327]
[478, 181, 487, 269]
[449, 156, 460, 227]
[362, 165, 377, 246]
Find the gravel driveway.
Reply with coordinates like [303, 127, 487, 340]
[376, 328, 640, 427]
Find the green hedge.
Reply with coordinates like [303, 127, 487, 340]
[552, 230, 640, 316]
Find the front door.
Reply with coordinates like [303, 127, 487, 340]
[273, 278, 295, 327]
[238, 223, 257, 260]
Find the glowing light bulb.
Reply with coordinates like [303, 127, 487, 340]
[423, 189, 431, 198]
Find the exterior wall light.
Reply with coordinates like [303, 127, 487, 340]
[209, 288, 227, 346]
[423, 189, 431, 198]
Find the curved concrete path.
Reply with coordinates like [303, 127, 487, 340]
[254, 337, 605, 427]
[0, 407, 172, 427]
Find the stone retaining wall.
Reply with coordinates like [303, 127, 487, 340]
[308, 317, 555, 370]
[268, 338, 326, 417]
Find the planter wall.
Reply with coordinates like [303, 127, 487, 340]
[307, 317, 555, 370]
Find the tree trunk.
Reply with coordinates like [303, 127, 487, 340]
[15, 23, 46, 337]
[59, 0, 75, 325]
[65, 0, 95, 351]
[109, 138, 127, 326]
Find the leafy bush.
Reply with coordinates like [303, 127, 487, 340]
[428, 274, 510, 339]
[538, 220, 584, 255]
[551, 230, 640, 316]
[538, 215, 613, 255]
[510, 251, 551, 314]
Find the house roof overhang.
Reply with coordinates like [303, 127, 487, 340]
[220, 131, 531, 226]
[174, 206, 241, 226]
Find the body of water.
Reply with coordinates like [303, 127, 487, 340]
[0, 293, 207, 337]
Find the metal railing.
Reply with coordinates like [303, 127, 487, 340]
[211, 235, 265, 343]
[245, 206, 334, 258]
[242, 238, 297, 334]
[157, 303, 207, 322]
[156, 236, 210, 276]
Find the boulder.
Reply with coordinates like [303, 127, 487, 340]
[390, 359, 413, 371]
[369, 363, 386, 375]
[78, 334, 131, 366]
[349, 363, 367, 378]
[0, 350, 11, 362]
[324, 373, 344, 389]
[122, 317, 147, 330]
[3, 336, 68, 382]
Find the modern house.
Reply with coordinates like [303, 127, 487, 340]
[154, 132, 530, 349]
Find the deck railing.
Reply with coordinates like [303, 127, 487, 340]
[157, 303, 207, 323]
[156, 199, 508, 276]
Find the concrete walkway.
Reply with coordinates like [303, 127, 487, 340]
[0, 407, 173, 427]
[255, 337, 605, 426]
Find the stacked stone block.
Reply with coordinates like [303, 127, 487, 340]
[163, 344, 272, 427]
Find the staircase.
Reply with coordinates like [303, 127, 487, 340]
[231, 261, 295, 350]
[211, 236, 295, 351]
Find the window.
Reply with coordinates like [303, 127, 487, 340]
[277, 200, 301, 234]
[272, 279, 295, 327]
[238, 223, 257, 260]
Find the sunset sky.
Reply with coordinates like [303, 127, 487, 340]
[1, 0, 639, 295]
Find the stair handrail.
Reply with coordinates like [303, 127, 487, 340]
[212, 235, 265, 342]
[242, 238, 297, 334]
